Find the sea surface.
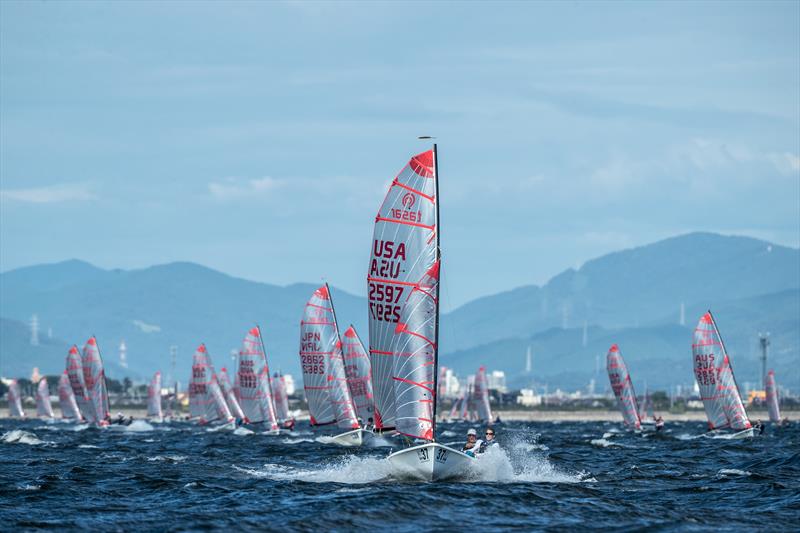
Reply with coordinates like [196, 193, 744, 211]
[1, 418, 798, 531]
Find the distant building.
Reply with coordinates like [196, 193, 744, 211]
[488, 370, 507, 393]
[516, 388, 543, 407]
[442, 368, 460, 398]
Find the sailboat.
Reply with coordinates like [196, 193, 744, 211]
[58, 371, 82, 421]
[448, 392, 465, 422]
[692, 312, 754, 438]
[80, 337, 111, 426]
[299, 284, 364, 446]
[606, 344, 642, 430]
[369, 145, 473, 481]
[638, 385, 655, 427]
[473, 366, 493, 423]
[271, 372, 295, 429]
[36, 378, 55, 419]
[765, 370, 781, 424]
[341, 325, 375, 426]
[7, 379, 25, 418]
[66, 345, 92, 423]
[234, 327, 280, 433]
[188, 344, 234, 426]
[147, 371, 164, 422]
[218, 367, 246, 422]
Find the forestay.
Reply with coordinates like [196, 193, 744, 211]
[218, 367, 245, 421]
[765, 370, 781, 423]
[36, 379, 54, 418]
[368, 150, 438, 430]
[473, 366, 493, 423]
[189, 344, 233, 424]
[8, 380, 25, 418]
[341, 325, 375, 423]
[234, 327, 278, 430]
[299, 285, 359, 429]
[58, 371, 82, 420]
[692, 312, 751, 431]
[147, 371, 163, 420]
[66, 345, 91, 420]
[391, 261, 440, 440]
[272, 373, 291, 422]
[82, 337, 110, 425]
[606, 344, 641, 429]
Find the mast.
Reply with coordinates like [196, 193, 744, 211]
[255, 324, 280, 424]
[432, 143, 440, 439]
[325, 283, 359, 429]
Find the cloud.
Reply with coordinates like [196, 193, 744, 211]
[0, 184, 95, 203]
[208, 176, 284, 200]
[132, 320, 161, 334]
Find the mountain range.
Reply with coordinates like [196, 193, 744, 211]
[1, 232, 798, 391]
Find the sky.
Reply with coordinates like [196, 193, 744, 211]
[1, 1, 798, 309]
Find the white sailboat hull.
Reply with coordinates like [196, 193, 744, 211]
[388, 443, 474, 481]
[702, 427, 755, 439]
[329, 428, 370, 447]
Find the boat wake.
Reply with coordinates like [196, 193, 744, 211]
[1, 430, 49, 446]
[233, 455, 394, 484]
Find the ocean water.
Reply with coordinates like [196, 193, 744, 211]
[1, 418, 798, 530]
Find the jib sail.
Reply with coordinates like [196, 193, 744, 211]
[218, 367, 245, 421]
[341, 325, 375, 423]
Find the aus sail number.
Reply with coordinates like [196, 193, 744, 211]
[369, 302, 401, 323]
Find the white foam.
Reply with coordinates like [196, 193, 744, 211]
[234, 427, 255, 436]
[147, 454, 187, 463]
[125, 420, 155, 432]
[1, 430, 47, 445]
[590, 438, 620, 448]
[718, 468, 751, 477]
[440, 430, 457, 437]
[281, 437, 315, 444]
[78, 444, 100, 449]
[234, 455, 394, 484]
[466, 444, 590, 484]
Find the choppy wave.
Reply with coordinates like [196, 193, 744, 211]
[2, 430, 48, 445]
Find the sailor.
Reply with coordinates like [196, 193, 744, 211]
[114, 412, 125, 425]
[655, 416, 665, 432]
[754, 419, 765, 435]
[462, 428, 480, 456]
[364, 417, 375, 432]
[476, 428, 499, 454]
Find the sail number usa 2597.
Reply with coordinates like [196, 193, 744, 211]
[368, 239, 407, 323]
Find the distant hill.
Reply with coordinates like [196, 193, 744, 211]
[440, 232, 799, 351]
[440, 289, 800, 392]
[1, 232, 797, 391]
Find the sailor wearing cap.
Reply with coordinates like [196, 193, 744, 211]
[462, 428, 481, 456]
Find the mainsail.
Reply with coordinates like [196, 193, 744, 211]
[147, 371, 163, 420]
[299, 284, 359, 429]
[36, 379, 54, 418]
[448, 394, 462, 421]
[606, 344, 641, 429]
[58, 371, 82, 420]
[272, 373, 291, 422]
[765, 370, 781, 423]
[234, 327, 278, 429]
[692, 312, 751, 431]
[66, 345, 91, 420]
[7, 379, 25, 418]
[218, 367, 245, 421]
[391, 261, 440, 440]
[368, 149, 438, 431]
[341, 325, 375, 423]
[473, 366, 493, 422]
[189, 344, 233, 424]
[81, 337, 110, 424]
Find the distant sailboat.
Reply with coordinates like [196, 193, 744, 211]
[66, 345, 91, 422]
[234, 327, 279, 432]
[81, 337, 110, 426]
[638, 385, 655, 425]
[341, 325, 375, 425]
[368, 146, 473, 480]
[188, 344, 234, 425]
[692, 312, 754, 438]
[147, 371, 164, 422]
[299, 284, 364, 446]
[448, 393, 464, 422]
[473, 366, 493, 423]
[606, 344, 641, 430]
[7, 379, 25, 418]
[271, 372, 294, 429]
[765, 370, 781, 424]
[58, 371, 82, 421]
[36, 378, 55, 419]
[218, 367, 246, 422]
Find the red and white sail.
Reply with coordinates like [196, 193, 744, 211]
[272, 373, 291, 422]
[341, 325, 375, 423]
[66, 345, 90, 419]
[692, 312, 751, 431]
[36, 379, 54, 418]
[218, 367, 245, 421]
[607, 344, 641, 429]
[58, 371, 82, 420]
[189, 344, 233, 424]
[81, 337, 110, 425]
[299, 285, 359, 429]
[473, 366, 493, 422]
[147, 371, 163, 420]
[234, 327, 278, 430]
[461, 378, 472, 420]
[368, 149, 438, 431]
[391, 261, 440, 440]
[765, 370, 781, 423]
[7, 379, 25, 418]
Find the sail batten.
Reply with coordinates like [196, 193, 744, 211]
[692, 312, 751, 431]
[607, 344, 641, 429]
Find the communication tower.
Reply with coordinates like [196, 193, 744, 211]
[30, 314, 40, 346]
